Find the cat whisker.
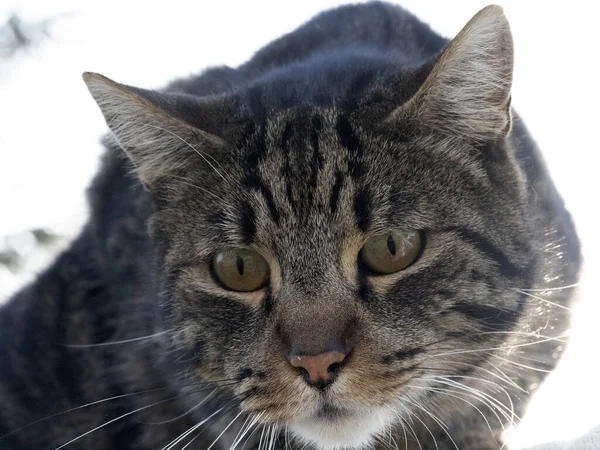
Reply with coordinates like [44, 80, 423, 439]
[405, 406, 440, 450]
[397, 403, 422, 450]
[258, 423, 267, 450]
[59, 330, 170, 348]
[269, 423, 280, 450]
[514, 288, 571, 311]
[0, 386, 168, 441]
[1, 380, 242, 443]
[418, 377, 516, 425]
[484, 360, 525, 392]
[137, 388, 217, 425]
[231, 412, 262, 450]
[240, 415, 264, 450]
[436, 359, 526, 393]
[54, 395, 182, 449]
[398, 419, 409, 450]
[517, 282, 579, 292]
[230, 414, 252, 450]
[283, 425, 291, 450]
[404, 399, 460, 450]
[409, 385, 499, 435]
[202, 409, 246, 450]
[425, 332, 568, 359]
[161, 405, 229, 450]
[389, 432, 401, 450]
[489, 353, 553, 373]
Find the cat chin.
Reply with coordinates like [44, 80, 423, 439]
[289, 406, 395, 450]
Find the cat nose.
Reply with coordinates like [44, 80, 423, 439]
[288, 350, 348, 389]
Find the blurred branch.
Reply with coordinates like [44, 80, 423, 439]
[0, 12, 72, 59]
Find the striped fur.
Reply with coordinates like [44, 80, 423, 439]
[0, 3, 580, 450]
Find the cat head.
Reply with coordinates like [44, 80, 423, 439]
[84, 5, 536, 449]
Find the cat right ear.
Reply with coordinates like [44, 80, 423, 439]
[82, 72, 225, 189]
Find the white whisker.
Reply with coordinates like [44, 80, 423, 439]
[145, 124, 227, 182]
[518, 283, 579, 292]
[141, 389, 216, 425]
[514, 289, 571, 311]
[61, 330, 169, 348]
[404, 399, 459, 450]
[54, 395, 179, 449]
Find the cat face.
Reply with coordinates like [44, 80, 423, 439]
[150, 106, 533, 448]
[84, 6, 542, 449]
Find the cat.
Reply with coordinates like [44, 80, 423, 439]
[0, 2, 581, 449]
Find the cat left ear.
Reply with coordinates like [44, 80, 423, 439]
[390, 5, 513, 142]
[83, 72, 225, 189]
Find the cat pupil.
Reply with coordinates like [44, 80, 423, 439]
[387, 235, 397, 256]
[236, 255, 244, 276]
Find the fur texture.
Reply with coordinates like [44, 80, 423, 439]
[0, 3, 580, 449]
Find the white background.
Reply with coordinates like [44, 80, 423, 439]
[0, 1, 598, 448]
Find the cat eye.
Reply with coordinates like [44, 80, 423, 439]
[212, 248, 270, 292]
[359, 230, 422, 274]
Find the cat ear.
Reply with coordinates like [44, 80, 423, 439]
[391, 5, 513, 142]
[82, 72, 225, 188]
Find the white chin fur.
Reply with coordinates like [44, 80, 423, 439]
[290, 407, 395, 450]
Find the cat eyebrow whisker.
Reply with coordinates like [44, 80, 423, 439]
[145, 124, 228, 183]
[170, 175, 223, 201]
[59, 330, 171, 348]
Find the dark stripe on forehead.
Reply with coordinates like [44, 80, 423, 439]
[243, 122, 267, 169]
[260, 182, 281, 225]
[445, 226, 519, 278]
[245, 172, 281, 225]
[336, 115, 366, 181]
[281, 122, 297, 211]
[330, 171, 345, 214]
[353, 188, 372, 232]
[243, 122, 281, 226]
[336, 115, 360, 155]
[239, 202, 257, 244]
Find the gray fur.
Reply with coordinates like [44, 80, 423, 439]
[0, 3, 580, 449]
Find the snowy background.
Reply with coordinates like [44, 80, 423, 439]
[0, 1, 598, 449]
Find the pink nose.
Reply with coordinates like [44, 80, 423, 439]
[289, 351, 347, 388]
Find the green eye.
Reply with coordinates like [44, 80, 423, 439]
[212, 248, 270, 292]
[359, 231, 422, 274]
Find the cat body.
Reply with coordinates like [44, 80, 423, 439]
[0, 3, 580, 449]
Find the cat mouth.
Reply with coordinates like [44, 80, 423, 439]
[315, 401, 347, 419]
[289, 403, 395, 450]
